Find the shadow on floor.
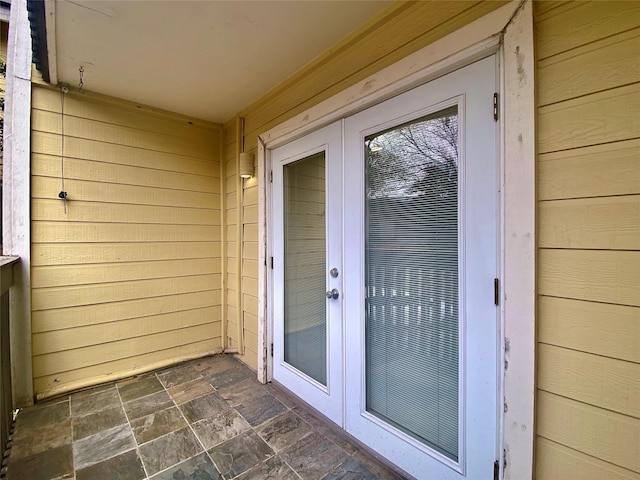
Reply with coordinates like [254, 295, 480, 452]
[5, 354, 406, 480]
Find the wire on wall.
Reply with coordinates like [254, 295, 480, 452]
[58, 84, 68, 213]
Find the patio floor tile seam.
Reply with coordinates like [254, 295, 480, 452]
[179, 372, 285, 478]
[116, 375, 153, 479]
[239, 396, 318, 479]
[158, 370, 223, 479]
[168, 362, 302, 479]
[252, 412, 308, 480]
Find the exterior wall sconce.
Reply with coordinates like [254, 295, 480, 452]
[239, 152, 255, 178]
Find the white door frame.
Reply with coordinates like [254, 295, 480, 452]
[257, 2, 535, 479]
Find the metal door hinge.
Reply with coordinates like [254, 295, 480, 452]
[269, 170, 273, 183]
[270, 343, 274, 357]
[493, 93, 499, 121]
[493, 460, 500, 480]
[271, 257, 274, 269]
[494, 278, 500, 306]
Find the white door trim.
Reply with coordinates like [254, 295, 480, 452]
[257, 2, 535, 479]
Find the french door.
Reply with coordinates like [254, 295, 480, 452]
[271, 56, 499, 479]
[271, 122, 343, 425]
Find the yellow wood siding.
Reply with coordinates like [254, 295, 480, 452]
[31, 85, 223, 398]
[535, 2, 640, 478]
[222, 0, 507, 369]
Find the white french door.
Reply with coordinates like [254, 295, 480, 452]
[271, 121, 343, 425]
[271, 56, 499, 479]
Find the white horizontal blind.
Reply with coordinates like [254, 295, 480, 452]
[365, 106, 459, 459]
[283, 152, 327, 385]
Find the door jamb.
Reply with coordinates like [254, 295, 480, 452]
[257, 2, 534, 479]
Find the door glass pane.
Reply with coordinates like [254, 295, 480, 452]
[365, 106, 459, 460]
[283, 152, 327, 385]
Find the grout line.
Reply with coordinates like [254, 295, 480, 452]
[116, 379, 151, 479]
[65, 397, 77, 479]
[157, 365, 216, 478]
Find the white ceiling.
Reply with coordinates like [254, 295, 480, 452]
[50, 0, 391, 123]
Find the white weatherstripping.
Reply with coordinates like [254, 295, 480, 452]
[258, 1, 535, 478]
[3, 0, 34, 408]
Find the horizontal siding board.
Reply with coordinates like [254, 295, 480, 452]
[534, 1, 583, 22]
[243, 294, 258, 317]
[243, 241, 259, 260]
[537, 391, 640, 472]
[536, 1, 640, 60]
[225, 285, 237, 307]
[226, 226, 237, 242]
[32, 87, 219, 142]
[538, 139, 640, 200]
[243, 205, 258, 224]
[32, 222, 220, 244]
[32, 275, 219, 310]
[32, 293, 220, 333]
[33, 307, 219, 355]
[538, 195, 640, 250]
[243, 327, 258, 350]
[32, 258, 220, 288]
[538, 28, 640, 106]
[32, 242, 219, 266]
[536, 437, 640, 480]
[243, 259, 258, 279]
[538, 296, 640, 363]
[538, 84, 640, 154]
[32, 155, 219, 193]
[243, 277, 258, 297]
[32, 176, 219, 209]
[244, 185, 258, 206]
[34, 339, 221, 395]
[32, 199, 218, 226]
[538, 249, 640, 306]
[243, 313, 258, 336]
[32, 132, 219, 177]
[32, 109, 216, 160]
[240, 334, 258, 370]
[243, 224, 258, 242]
[33, 324, 219, 377]
[227, 258, 237, 275]
[534, 2, 572, 17]
[538, 343, 640, 417]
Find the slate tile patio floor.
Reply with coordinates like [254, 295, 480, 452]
[5, 354, 407, 480]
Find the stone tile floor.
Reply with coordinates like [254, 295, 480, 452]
[4, 354, 407, 480]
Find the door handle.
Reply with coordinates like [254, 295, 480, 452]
[325, 289, 339, 300]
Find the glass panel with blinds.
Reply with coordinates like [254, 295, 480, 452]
[365, 106, 459, 460]
[283, 152, 327, 385]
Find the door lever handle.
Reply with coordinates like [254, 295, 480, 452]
[325, 289, 339, 300]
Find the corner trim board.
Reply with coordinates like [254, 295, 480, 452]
[3, 0, 35, 408]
